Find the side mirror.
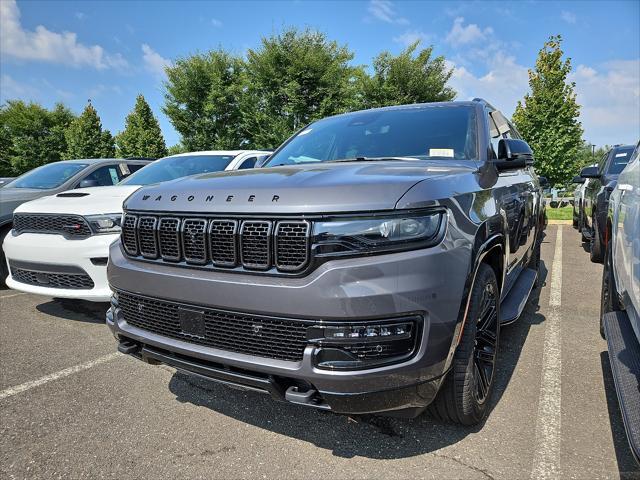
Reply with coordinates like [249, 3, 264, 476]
[77, 178, 99, 188]
[538, 176, 550, 188]
[255, 155, 271, 168]
[495, 138, 534, 170]
[580, 166, 600, 179]
[571, 175, 585, 184]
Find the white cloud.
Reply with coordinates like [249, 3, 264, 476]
[367, 0, 409, 25]
[141, 44, 172, 79]
[392, 30, 432, 47]
[0, 0, 127, 70]
[211, 18, 223, 27]
[0, 74, 39, 100]
[447, 53, 530, 117]
[445, 17, 493, 47]
[570, 59, 640, 146]
[561, 10, 577, 24]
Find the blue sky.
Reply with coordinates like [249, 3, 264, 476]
[1, 0, 638, 148]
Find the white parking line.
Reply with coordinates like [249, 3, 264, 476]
[531, 226, 563, 479]
[0, 352, 121, 400]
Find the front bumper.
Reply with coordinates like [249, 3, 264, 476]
[107, 238, 471, 414]
[3, 230, 117, 302]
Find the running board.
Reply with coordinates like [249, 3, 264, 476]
[603, 310, 640, 463]
[500, 267, 537, 325]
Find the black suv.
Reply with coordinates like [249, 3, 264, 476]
[580, 144, 635, 263]
[107, 99, 545, 425]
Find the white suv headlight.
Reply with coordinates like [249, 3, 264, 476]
[85, 214, 122, 234]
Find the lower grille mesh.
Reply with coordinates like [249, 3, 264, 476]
[11, 267, 94, 289]
[117, 291, 313, 361]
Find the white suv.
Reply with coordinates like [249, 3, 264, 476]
[2, 150, 270, 301]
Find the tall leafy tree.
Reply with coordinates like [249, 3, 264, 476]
[116, 94, 167, 158]
[0, 100, 75, 175]
[64, 102, 115, 159]
[163, 50, 245, 151]
[359, 41, 456, 108]
[513, 35, 583, 186]
[241, 28, 364, 149]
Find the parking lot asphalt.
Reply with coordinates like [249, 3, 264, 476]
[1, 224, 638, 479]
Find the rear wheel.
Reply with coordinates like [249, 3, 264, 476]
[429, 264, 500, 425]
[590, 214, 604, 263]
[600, 241, 620, 338]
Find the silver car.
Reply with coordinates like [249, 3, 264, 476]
[601, 140, 640, 462]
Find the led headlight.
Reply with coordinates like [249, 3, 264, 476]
[312, 211, 444, 257]
[85, 213, 122, 234]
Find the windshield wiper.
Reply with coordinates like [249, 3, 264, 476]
[327, 156, 420, 163]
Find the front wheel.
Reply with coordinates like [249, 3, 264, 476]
[590, 214, 604, 263]
[600, 242, 620, 338]
[428, 264, 500, 425]
[0, 227, 9, 288]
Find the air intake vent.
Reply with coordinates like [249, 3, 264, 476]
[121, 215, 138, 255]
[138, 216, 158, 259]
[158, 218, 181, 261]
[209, 220, 238, 267]
[182, 219, 207, 264]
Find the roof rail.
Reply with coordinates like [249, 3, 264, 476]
[125, 157, 156, 161]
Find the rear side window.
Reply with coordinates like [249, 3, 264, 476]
[608, 147, 634, 174]
[238, 157, 257, 170]
[82, 164, 122, 186]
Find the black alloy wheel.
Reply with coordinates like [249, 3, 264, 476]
[473, 282, 498, 403]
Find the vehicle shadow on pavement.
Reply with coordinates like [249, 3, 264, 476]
[35, 298, 108, 324]
[165, 262, 549, 460]
[600, 352, 640, 478]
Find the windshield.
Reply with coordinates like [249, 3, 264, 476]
[120, 154, 237, 185]
[5, 162, 88, 189]
[608, 147, 634, 174]
[265, 105, 477, 166]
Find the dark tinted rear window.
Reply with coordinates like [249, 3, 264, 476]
[608, 147, 634, 174]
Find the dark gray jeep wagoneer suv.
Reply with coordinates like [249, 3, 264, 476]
[107, 99, 544, 425]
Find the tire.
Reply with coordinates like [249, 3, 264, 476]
[428, 264, 500, 425]
[0, 227, 9, 288]
[590, 214, 604, 264]
[600, 241, 620, 338]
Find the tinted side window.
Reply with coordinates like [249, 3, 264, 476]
[238, 157, 257, 170]
[82, 165, 121, 186]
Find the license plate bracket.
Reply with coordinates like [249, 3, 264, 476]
[179, 307, 206, 338]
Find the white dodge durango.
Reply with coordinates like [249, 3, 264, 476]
[2, 150, 270, 301]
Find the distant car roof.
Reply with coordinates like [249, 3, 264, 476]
[57, 158, 151, 164]
[167, 150, 271, 158]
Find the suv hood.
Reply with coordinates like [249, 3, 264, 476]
[15, 185, 140, 215]
[125, 161, 476, 214]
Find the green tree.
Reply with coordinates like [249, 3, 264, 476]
[116, 94, 167, 158]
[163, 50, 245, 151]
[64, 102, 115, 159]
[0, 100, 75, 175]
[241, 28, 363, 149]
[513, 35, 583, 186]
[167, 143, 187, 156]
[359, 41, 456, 108]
